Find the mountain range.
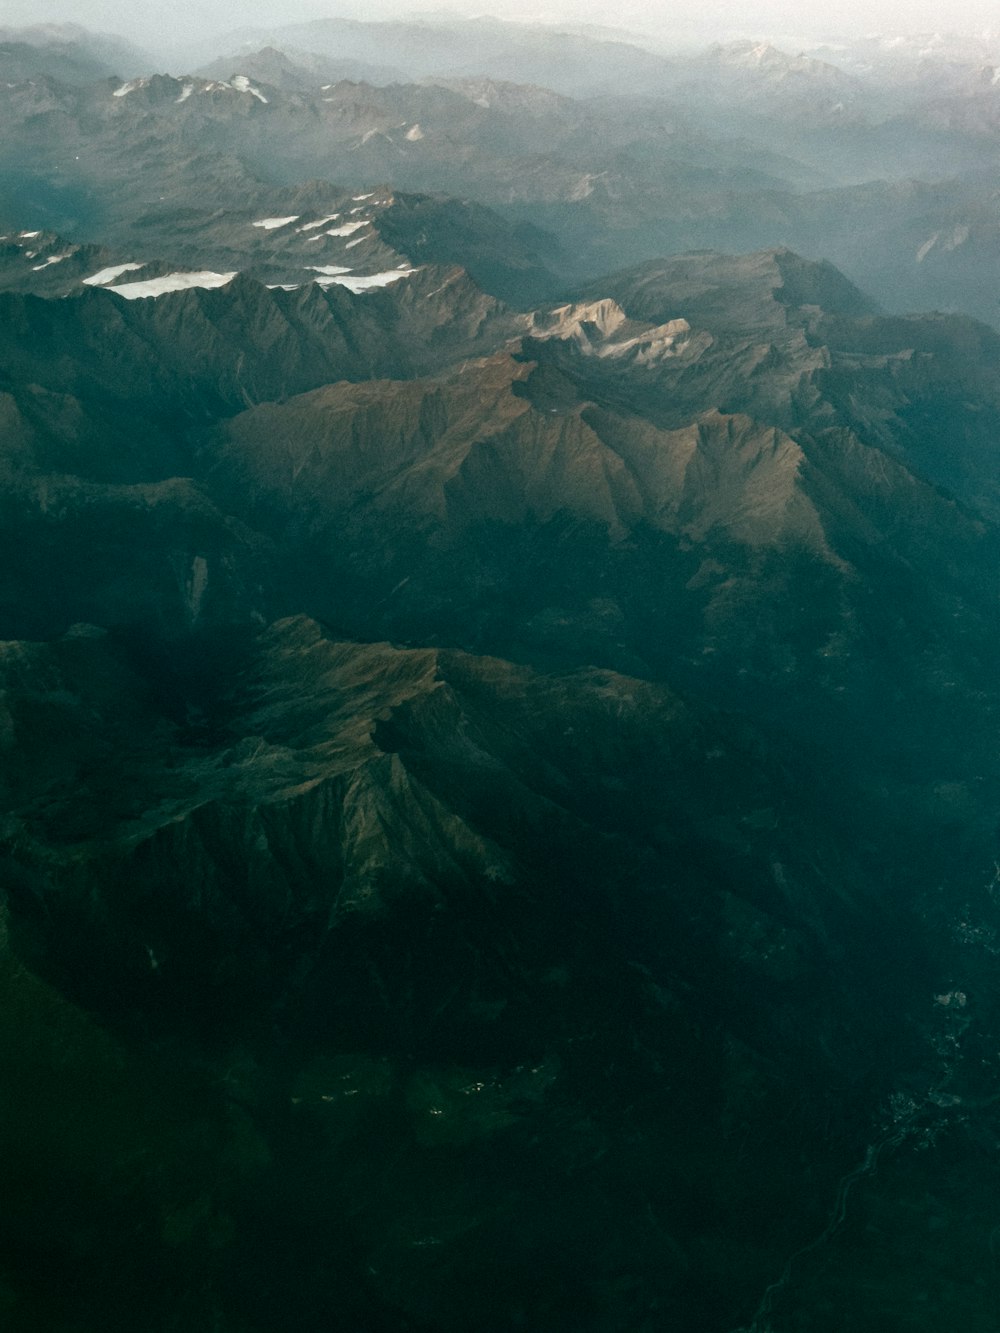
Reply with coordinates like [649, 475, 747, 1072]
[4, 16, 1000, 1333]
[5, 23, 1000, 324]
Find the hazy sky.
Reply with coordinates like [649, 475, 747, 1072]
[5, 0, 1000, 54]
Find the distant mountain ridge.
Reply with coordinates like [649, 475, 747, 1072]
[207, 13, 677, 97]
[4, 39, 1000, 324]
[0, 21, 151, 81]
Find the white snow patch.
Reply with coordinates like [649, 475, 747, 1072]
[318, 269, 415, 293]
[83, 262, 146, 286]
[422, 271, 462, 299]
[252, 216, 299, 230]
[352, 192, 374, 201]
[32, 252, 72, 270]
[106, 271, 238, 299]
[113, 78, 145, 98]
[298, 214, 340, 231]
[309, 265, 353, 275]
[915, 221, 967, 264]
[344, 235, 369, 249]
[326, 220, 368, 236]
[405, 123, 424, 141]
[19, 231, 40, 239]
[176, 83, 194, 103]
[231, 74, 268, 103]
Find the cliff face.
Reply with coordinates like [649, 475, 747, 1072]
[4, 247, 1000, 1330]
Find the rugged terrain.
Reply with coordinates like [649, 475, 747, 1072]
[5, 27, 1000, 323]
[4, 18, 1000, 1333]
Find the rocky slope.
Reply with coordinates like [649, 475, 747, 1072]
[3, 242, 1000, 1329]
[0, 612, 952, 1332]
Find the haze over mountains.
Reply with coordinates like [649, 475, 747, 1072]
[6, 16, 1000, 321]
[4, 12, 1000, 1333]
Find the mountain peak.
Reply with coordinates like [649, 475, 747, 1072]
[574, 249, 877, 333]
